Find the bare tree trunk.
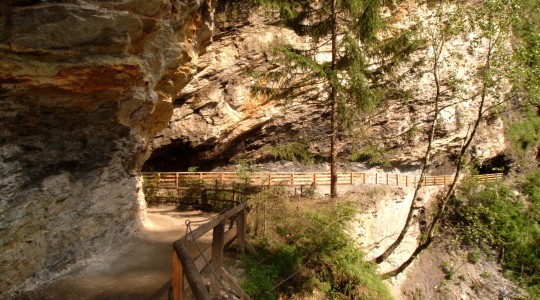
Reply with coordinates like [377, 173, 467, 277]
[375, 31, 445, 264]
[384, 36, 496, 277]
[330, 0, 338, 198]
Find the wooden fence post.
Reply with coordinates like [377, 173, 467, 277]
[363, 173, 366, 184]
[175, 172, 179, 188]
[201, 189, 208, 208]
[396, 174, 399, 186]
[268, 174, 272, 187]
[350, 172, 353, 185]
[386, 174, 389, 185]
[375, 173, 378, 185]
[405, 175, 408, 187]
[237, 209, 247, 255]
[210, 223, 225, 297]
[313, 173, 317, 186]
[291, 173, 295, 186]
[172, 251, 184, 300]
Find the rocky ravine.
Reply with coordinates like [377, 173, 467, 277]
[0, 0, 213, 297]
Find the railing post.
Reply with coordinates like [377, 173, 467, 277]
[175, 172, 179, 188]
[443, 176, 447, 186]
[172, 251, 184, 300]
[375, 173, 378, 185]
[268, 173, 272, 187]
[201, 189, 208, 208]
[424, 177, 427, 186]
[237, 209, 247, 255]
[350, 172, 353, 185]
[313, 173, 317, 186]
[199, 172, 203, 184]
[220, 172, 224, 184]
[232, 191, 237, 203]
[396, 174, 399, 186]
[405, 175, 408, 187]
[386, 173, 389, 185]
[363, 173, 366, 184]
[291, 173, 295, 186]
[210, 223, 225, 297]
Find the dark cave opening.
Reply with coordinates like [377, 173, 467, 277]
[142, 140, 227, 172]
[475, 154, 513, 175]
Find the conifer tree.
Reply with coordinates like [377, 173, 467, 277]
[254, 0, 420, 197]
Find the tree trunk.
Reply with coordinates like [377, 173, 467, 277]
[330, 0, 338, 198]
[375, 35, 444, 264]
[384, 36, 496, 277]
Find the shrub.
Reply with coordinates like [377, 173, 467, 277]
[447, 176, 540, 296]
[241, 198, 393, 299]
[350, 144, 391, 167]
[261, 142, 314, 163]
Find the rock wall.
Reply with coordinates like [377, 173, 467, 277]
[145, 2, 507, 172]
[0, 0, 213, 296]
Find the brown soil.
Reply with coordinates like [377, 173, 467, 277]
[15, 206, 216, 300]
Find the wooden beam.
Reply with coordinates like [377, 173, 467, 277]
[172, 251, 184, 300]
[210, 223, 225, 297]
[237, 209, 247, 255]
[172, 241, 211, 300]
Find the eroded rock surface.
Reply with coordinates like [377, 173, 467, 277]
[0, 1, 212, 296]
[145, 3, 507, 172]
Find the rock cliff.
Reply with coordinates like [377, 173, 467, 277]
[145, 3, 507, 173]
[0, 0, 212, 296]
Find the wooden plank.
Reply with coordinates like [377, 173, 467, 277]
[172, 251, 183, 300]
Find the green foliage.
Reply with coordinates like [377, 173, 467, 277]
[350, 145, 391, 167]
[447, 177, 540, 295]
[187, 166, 199, 173]
[507, 108, 540, 158]
[241, 199, 393, 299]
[235, 159, 259, 188]
[261, 142, 314, 163]
[252, 0, 419, 130]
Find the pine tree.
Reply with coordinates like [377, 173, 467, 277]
[253, 0, 421, 197]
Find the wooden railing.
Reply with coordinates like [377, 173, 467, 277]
[171, 191, 252, 300]
[142, 172, 503, 188]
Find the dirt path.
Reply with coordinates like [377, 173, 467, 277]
[18, 206, 216, 300]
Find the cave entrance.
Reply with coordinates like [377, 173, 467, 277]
[475, 154, 512, 175]
[142, 140, 228, 172]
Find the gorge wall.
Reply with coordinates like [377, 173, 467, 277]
[0, 0, 213, 296]
[145, 3, 508, 174]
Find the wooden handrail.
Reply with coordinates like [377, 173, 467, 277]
[171, 201, 250, 300]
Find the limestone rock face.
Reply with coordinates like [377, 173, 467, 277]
[145, 11, 328, 171]
[145, 3, 507, 173]
[0, 0, 212, 296]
